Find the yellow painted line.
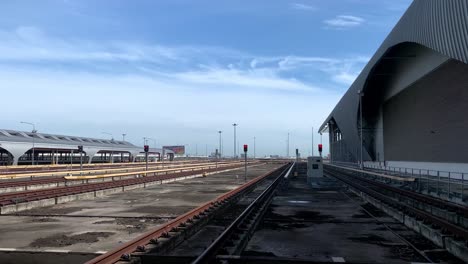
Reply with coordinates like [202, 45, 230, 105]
[64, 162, 252, 180]
[0, 162, 236, 180]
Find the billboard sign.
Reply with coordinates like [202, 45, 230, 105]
[163, 145, 185, 155]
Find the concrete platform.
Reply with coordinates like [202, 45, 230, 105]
[0, 163, 281, 264]
[244, 173, 453, 263]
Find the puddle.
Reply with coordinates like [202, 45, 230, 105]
[288, 200, 310, 204]
[348, 234, 390, 244]
[30, 232, 114, 247]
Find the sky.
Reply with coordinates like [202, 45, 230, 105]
[0, 0, 413, 157]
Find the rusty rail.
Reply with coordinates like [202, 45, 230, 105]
[85, 164, 288, 264]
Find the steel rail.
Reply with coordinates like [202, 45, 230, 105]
[326, 169, 468, 241]
[0, 161, 239, 179]
[0, 160, 197, 174]
[0, 162, 245, 190]
[191, 162, 295, 264]
[326, 165, 468, 217]
[340, 191, 434, 263]
[84, 164, 289, 264]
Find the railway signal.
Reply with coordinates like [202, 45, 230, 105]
[318, 144, 323, 157]
[243, 144, 248, 182]
[144, 145, 149, 171]
[77, 145, 84, 173]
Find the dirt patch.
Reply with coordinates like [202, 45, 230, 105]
[129, 205, 194, 216]
[20, 206, 90, 215]
[294, 210, 335, 221]
[243, 250, 276, 257]
[425, 249, 465, 264]
[348, 234, 390, 244]
[260, 220, 308, 231]
[352, 209, 371, 218]
[202, 189, 229, 194]
[93, 220, 115, 224]
[115, 218, 166, 234]
[361, 203, 387, 217]
[28, 217, 60, 223]
[30, 232, 114, 247]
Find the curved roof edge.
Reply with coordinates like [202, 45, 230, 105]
[320, 0, 468, 132]
[0, 129, 137, 149]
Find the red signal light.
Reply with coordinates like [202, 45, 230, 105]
[243, 144, 248, 152]
[318, 144, 323, 153]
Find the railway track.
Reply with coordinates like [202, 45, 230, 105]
[0, 163, 247, 207]
[191, 162, 295, 264]
[0, 162, 243, 191]
[0, 161, 234, 180]
[324, 165, 468, 262]
[0, 161, 190, 174]
[84, 162, 292, 264]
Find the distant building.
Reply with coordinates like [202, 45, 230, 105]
[0, 129, 174, 165]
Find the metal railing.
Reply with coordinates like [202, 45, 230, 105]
[331, 161, 467, 204]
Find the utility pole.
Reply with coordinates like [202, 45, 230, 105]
[232, 124, 238, 159]
[253, 136, 256, 158]
[122, 133, 126, 141]
[215, 149, 219, 168]
[312, 127, 314, 156]
[243, 144, 248, 182]
[218, 131, 222, 158]
[78, 145, 83, 175]
[358, 89, 364, 169]
[20, 122, 36, 165]
[143, 137, 148, 170]
[287, 132, 290, 158]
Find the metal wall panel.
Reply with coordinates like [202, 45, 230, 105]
[320, 0, 468, 163]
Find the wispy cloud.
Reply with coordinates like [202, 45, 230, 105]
[320, 56, 370, 85]
[323, 15, 365, 29]
[170, 67, 321, 92]
[290, 3, 316, 11]
[0, 26, 370, 92]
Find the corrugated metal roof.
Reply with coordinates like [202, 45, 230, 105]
[0, 129, 137, 149]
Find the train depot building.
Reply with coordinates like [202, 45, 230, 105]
[319, 0, 468, 173]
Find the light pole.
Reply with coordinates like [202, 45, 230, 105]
[102, 132, 114, 163]
[312, 127, 314, 156]
[218, 131, 222, 158]
[253, 136, 256, 159]
[358, 89, 364, 169]
[20, 122, 36, 165]
[143, 137, 148, 165]
[232, 123, 238, 159]
[147, 138, 157, 163]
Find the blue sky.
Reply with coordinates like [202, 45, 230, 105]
[0, 0, 412, 157]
